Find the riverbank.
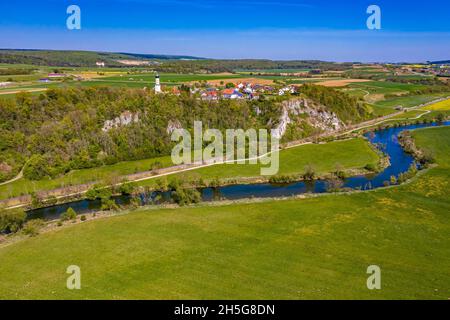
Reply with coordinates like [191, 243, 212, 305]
[0, 137, 380, 210]
[0, 164, 435, 249]
[17, 121, 447, 225]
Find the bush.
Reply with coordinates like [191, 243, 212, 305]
[208, 177, 221, 188]
[30, 192, 44, 209]
[420, 148, 435, 164]
[365, 163, 377, 172]
[86, 185, 112, 200]
[23, 154, 51, 180]
[119, 182, 136, 195]
[172, 187, 201, 206]
[0, 209, 26, 233]
[150, 161, 163, 170]
[60, 207, 77, 221]
[101, 198, 118, 211]
[303, 165, 316, 180]
[80, 215, 87, 222]
[390, 175, 397, 185]
[22, 219, 44, 237]
[269, 175, 297, 184]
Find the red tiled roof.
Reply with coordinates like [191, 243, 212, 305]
[222, 89, 235, 95]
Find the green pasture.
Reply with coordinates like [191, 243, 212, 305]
[0, 127, 448, 299]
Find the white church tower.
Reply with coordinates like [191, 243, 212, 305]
[155, 73, 162, 93]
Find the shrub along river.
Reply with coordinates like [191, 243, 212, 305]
[28, 121, 450, 221]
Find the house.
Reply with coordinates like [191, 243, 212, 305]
[222, 88, 243, 99]
[96, 61, 105, 67]
[279, 86, 296, 96]
[201, 89, 218, 100]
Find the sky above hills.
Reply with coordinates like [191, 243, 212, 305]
[1, 0, 449, 62]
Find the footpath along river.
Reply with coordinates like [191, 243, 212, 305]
[28, 121, 450, 221]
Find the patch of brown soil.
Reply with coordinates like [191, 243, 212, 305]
[317, 79, 373, 87]
[192, 77, 274, 86]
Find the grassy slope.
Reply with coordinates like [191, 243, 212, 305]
[0, 127, 448, 299]
[0, 138, 378, 200]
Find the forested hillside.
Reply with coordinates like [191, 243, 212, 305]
[300, 84, 371, 124]
[0, 88, 279, 182]
[0, 50, 202, 67]
[0, 49, 351, 72]
[0, 85, 370, 183]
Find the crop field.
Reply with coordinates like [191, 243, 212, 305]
[348, 81, 425, 96]
[0, 127, 448, 299]
[99, 73, 246, 84]
[236, 69, 311, 74]
[374, 93, 450, 109]
[0, 138, 378, 201]
[423, 98, 450, 111]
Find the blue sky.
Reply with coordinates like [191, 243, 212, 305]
[1, 0, 449, 61]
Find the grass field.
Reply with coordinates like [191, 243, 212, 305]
[0, 155, 173, 200]
[0, 138, 378, 200]
[0, 127, 448, 299]
[138, 138, 379, 187]
[389, 110, 429, 120]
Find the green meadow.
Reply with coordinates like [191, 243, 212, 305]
[0, 138, 378, 200]
[0, 126, 448, 299]
[138, 138, 379, 187]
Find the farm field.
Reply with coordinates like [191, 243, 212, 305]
[0, 138, 378, 201]
[235, 68, 311, 74]
[423, 98, 450, 111]
[0, 127, 448, 299]
[374, 93, 450, 109]
[316, 79, 372, 87]
[99, 73, 246, 83]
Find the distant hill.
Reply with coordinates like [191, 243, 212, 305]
[430, 60, 450, 65]
[0, 49, 204, 67]
[117, 52, 205, 61]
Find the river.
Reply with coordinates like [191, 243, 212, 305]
[28, 121, 450, 221]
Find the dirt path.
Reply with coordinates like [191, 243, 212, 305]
[0, 88, 48, 95]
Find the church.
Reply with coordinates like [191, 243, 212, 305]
[155, 73, 162, 93]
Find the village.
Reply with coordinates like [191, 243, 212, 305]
[156, 74, 298, 100]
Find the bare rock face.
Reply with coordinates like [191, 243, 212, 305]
[272, 107, 291, 139]
[102, 111, 139, 132]
[272, 99, 344, 139]
[166, 119, 183, 135]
